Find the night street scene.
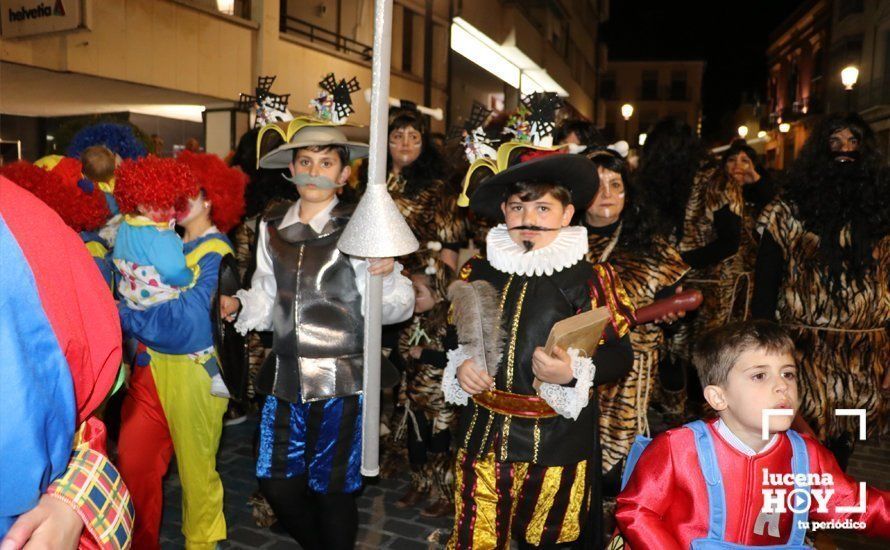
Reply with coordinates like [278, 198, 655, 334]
[1, 1, 889, 549]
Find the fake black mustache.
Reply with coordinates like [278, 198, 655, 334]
[507, 225, 560, 232]
[507, 225, 561, 252]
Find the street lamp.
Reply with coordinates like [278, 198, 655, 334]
[841, 65, 859, 111]
[841, 66, 859, 90]
[638, 133, 647, 146]
[737, 125, 749, 139]
[621, 103, 634, 140]
[779, 122, 791, 133]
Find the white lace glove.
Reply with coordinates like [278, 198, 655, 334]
[538, 347, 596, 420]
[443, 345, 473, 405]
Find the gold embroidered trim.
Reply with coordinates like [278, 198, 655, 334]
[505, 280, 528, 391]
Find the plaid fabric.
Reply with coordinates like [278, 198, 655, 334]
[47, 446, 134, 549]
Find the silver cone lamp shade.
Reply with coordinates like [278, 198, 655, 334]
[337, 0, 418, 478]
[337, 183, 419, 257]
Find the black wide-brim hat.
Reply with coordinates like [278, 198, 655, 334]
[469, 153, 599, 221]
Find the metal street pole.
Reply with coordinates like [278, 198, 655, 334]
[338, 0, 419, 477]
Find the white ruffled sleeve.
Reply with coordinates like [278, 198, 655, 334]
[537, 347, 596, 420]
[233, 219, 276, 335]
[443, 345, 473, 406]
[351, 259, 415, 325]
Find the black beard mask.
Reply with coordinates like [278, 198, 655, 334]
[831, 149, 860, 163]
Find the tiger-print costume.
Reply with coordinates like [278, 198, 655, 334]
[388, 174, 468, 273]
[588, 231, 690, 474]
[758, 198, 890, 440]
[672, 166, 751, 363]
[233, 216, 269, 400]
[397, 283, 457, 500]
[398, 309, 457, 434]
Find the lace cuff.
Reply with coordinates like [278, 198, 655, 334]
[233, 287, 273, 335]
[443, 346, 473, 405]
[538, 348, 596, 420]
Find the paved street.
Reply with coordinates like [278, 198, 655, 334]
[159, 415, 453, 549]
[159, 414, 890, 549]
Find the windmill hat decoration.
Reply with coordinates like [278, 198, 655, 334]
[255, 73, 369, 170]
[238, 75, 294, 129]
[457, 91, 574, 216]
[311, 73, 361, 124]
[505, 92, 563, 146]
[460, 101, 496, 164]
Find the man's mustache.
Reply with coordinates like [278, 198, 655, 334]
[507, 225, 560, 232]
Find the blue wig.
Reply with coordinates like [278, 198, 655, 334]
[67, 123, 147, 160]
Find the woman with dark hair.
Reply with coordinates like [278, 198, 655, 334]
[718, 139, 777, 320]
[752, 112, 890, 469]
[554, 118, 606, 153]
[638, 118, 746, 422]
[379, 107, 466, 271]
[372, 108, 466, 485]
[583, 149, 690, 495]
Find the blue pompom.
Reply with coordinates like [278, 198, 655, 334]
[77, 177, 95, 194]
[135, 351, 151, 367]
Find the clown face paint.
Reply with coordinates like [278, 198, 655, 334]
[176, 193, 210, 225]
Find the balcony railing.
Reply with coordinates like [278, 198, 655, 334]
[280, 14, 373, 61]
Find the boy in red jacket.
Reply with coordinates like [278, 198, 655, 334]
[615, 320, 889, 548]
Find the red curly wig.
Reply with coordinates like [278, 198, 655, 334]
[176, 151, 248, 233]
[0, 160, 110, 233]
[114, 155, 199, 219]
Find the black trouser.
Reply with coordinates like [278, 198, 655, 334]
[258, 475, 358, 550]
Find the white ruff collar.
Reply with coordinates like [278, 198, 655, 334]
[486, 224, 588, 276]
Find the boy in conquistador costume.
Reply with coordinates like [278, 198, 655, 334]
[443, 153, 636, 549]
[223, 119, 415, 550]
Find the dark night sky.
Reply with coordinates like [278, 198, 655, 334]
[601, 0, 805, 143]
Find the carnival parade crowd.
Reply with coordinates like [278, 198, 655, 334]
[1, 76, 889, 550]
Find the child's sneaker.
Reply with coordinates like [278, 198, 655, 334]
[210, 373, 231, 398]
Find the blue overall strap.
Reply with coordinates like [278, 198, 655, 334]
[785, 429, 811, 546]
[620, 434, 653, 491]
[686, 420, 726, 541]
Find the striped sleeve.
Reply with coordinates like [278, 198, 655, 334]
[590, 262, 636, 339]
